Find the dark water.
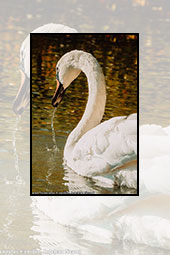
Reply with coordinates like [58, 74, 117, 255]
[32, 34, 137, 194]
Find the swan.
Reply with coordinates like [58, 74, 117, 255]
[52, 50, 137, 177]
[33, 124, 170, 250]
[13, 23, 77, 115]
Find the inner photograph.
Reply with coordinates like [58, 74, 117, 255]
[31, 33, 138, 195]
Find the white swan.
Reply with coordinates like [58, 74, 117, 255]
[13, 23, 77, 114]
[52, 50, 137, 177]
[33, 124, 170, 250]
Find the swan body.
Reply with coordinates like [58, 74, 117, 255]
[13, 23, 77, 114]
[33, 124, 170, 249]
[52, 50, 137, 177]
[66, 114, 137, 177]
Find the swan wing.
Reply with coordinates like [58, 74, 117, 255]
[69, 113, 137, 176]
[139, 124, 170, 159]
[139, 124, 170, 194]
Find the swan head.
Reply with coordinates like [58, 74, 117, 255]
[13, 70, 30, 115]
[52, 50, 82, 107]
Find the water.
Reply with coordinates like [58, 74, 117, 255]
[50, 108, 59, 152]
[140, 34, 170, 126]
[32, 34, 137, 194]
[0, 0, 170, 254]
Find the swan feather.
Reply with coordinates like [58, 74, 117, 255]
[68, 114, 137, 176]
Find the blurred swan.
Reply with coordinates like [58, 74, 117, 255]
[13, 23, 77, 115]
[52, 50, 137, 178]
[33, 124, 170, 250]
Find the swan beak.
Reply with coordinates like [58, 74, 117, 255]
[13, 70, 30, 115]
[52, 79, 65, 107]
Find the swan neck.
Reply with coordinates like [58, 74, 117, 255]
[64, 53, 106, 155]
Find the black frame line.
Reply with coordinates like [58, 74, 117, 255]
[30, 32, 139, 196]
